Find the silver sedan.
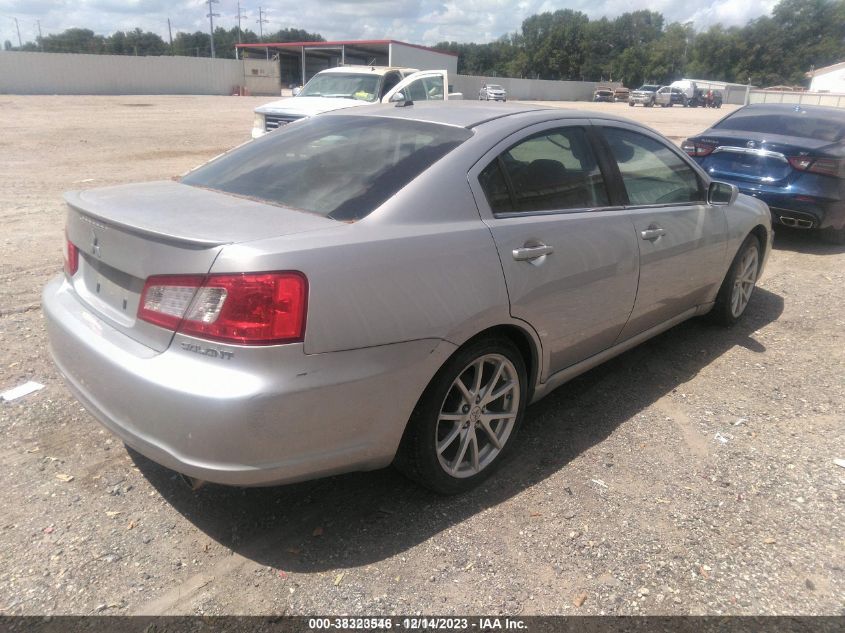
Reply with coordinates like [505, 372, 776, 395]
[43, 102, 772, 494]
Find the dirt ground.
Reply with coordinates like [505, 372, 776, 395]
[0, 96, 843, 616]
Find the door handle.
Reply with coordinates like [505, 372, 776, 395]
[512, 243, 554, 261]
[640, 226, 667, 241]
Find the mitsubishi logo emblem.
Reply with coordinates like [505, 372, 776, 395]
[746, 140, 757, 149]
[91, 231, 101, 259]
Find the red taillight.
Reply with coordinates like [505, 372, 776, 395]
[138, 272, 307, 345]
[788, 155, 844, 177]
[682, 139, 716, 157]
[63, 236, 79, 277]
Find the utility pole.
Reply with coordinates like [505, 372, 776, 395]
[257, 7, 269, 59]
[235, 0, 248, 60]
[36, 19, 43, 50]
[13, 16, 22, 48]
[257, 7, 269, 40]
[167, 18, 173, 54]
[236, 1, 247, 44]
[206, 0, 219, 58]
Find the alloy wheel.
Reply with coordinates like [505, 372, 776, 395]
[435, 354, 520, 478]
[730, 246, 759, 317]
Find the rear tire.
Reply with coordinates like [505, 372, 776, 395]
[709, 235, 761, 326]
[394, 337, 528, 495]
[821, 226, 845, 245]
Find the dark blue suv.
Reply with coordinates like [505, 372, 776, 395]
[683, 104, 845, 243]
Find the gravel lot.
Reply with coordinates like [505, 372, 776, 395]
[0, 96, 843, 616]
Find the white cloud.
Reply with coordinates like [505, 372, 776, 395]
[0, 0, 778, 49]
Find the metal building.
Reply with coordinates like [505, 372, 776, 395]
[235, 39, 458, 88]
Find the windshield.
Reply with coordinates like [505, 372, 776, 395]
[299, 73, 381, 102]
[714, 109, 845, 142]
[182, 116, 472, 222]
[638, 85, 659, 92]
[488, 85, 503, 90]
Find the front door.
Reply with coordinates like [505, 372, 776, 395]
[382, 70, 448, 103]
[596, 124, 728, 341]
[469, 122, 640, 378]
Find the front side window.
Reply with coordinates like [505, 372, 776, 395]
[182, 116, 471, 222]
[479, 127, 610, 214]
[380, 72, 401, 97]
[404, 75, 445, 101]
[601, 127, 703, 206]
[298, 73, 380, 102]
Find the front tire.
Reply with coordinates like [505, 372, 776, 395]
[710, 235, 761, 325]
[394, 337, 528, 494]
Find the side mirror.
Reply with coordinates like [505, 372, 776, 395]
[389, 91, 407, 103]
[708, 181, 738, 206]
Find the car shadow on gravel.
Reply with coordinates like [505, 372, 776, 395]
[131, 287, 784, 573]
[772, 226, 845, 254]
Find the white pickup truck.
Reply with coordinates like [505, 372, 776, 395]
[252, 65, 460, 138]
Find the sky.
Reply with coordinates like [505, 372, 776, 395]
[0, 0, 779, 49]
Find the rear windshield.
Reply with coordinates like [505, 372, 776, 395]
[182, 116, 471, 222]
[714, 109, 845, 142]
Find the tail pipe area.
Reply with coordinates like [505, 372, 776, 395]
[779, 216, 815, 229]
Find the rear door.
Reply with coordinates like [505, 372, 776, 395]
[382, 70, 448, 103]
[468, 120, 639, 378]
[595, 123, 728, 341]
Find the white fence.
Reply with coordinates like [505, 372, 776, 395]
[748, 89, 845, 108]
[0, 51, 279, 95]
[452, 74, 607, 101]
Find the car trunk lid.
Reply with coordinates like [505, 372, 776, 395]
[64, 180, 336, 352]
[698, 132, 836, 186]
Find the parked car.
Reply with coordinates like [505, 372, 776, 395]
[683, 103, 845, 243]
[45, 103, 771, 495]
[479, 84, 507, 101]
[251, 65, 459, 138]
[594, 87, 615, 102]
[628, 84, 660, 107]
[613, 86, 630, 102]
[654, 86, 687, 107]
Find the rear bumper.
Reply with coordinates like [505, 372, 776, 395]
[734, 189, 845, 230]
[43, 276, 455, 486]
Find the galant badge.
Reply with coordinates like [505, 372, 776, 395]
[91, 231, 101, 259]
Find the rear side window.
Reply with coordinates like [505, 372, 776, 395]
[479, 127, 610, 214]
[182, 116, 471, 222]
[714, 110, 845, 142]
[602, 127, 703, 205]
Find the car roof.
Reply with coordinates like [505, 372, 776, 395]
[323, 101, 639, 130]
[317, 65, 416, 76]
